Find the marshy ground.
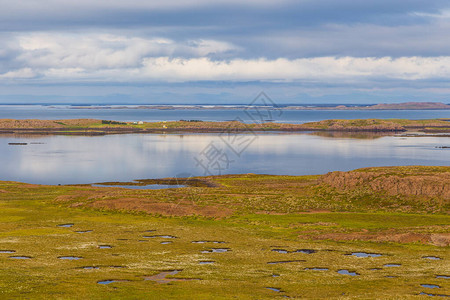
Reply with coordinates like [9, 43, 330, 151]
[0, 166, 448, 299]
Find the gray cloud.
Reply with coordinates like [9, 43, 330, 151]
[1, 0, 450, 103]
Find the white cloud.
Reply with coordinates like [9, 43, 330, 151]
[140, 56, 450, 81]
[2, 32, 450, 83]
[0, 68, 36, 79]
[14, 33, 238, 71]
[412, 9, 450, 19]
[34, 56, 450, 82]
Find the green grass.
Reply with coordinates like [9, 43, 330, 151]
[0, 168, 449, 299]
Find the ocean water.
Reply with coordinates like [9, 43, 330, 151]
[0, 105, 449, 123]
[0, 133, 448, 185]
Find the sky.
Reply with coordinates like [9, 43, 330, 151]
[1, 0, 450, 104]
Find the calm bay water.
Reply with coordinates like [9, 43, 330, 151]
[0, 105, 449, 123]
[0, 133, 448, 185]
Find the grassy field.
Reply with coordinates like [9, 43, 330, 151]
[1, 118, 449, 134]
[0, 166, 449, 299]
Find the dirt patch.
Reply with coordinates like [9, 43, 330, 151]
[309, 231, 450, 246]
[89, 198, 233, 218]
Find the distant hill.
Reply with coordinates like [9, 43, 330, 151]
[367, 102, 450, 110]
[281, 101, 450, 110]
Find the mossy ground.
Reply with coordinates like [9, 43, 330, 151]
[0, 168, 449, 299]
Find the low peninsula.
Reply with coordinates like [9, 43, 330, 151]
[0, 118, 449, 135]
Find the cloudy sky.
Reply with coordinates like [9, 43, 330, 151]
[1, 0, 450, 104]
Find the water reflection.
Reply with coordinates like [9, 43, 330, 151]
[309, 131, 391, 140]
[0, 133, 448, 185]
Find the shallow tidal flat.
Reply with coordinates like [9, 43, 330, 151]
[0, 166, 449, 298]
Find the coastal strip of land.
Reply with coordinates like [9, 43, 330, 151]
[67, 101, 450, 110]
[0, 118, 449, 135]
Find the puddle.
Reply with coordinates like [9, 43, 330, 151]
[98, 280, 116, 285]
[143, 235, 177, 239]
[267, 260, 304, 265]
[272, 249, 289, 254]
[160, 241, 172, 245]
[436, 275, 450, 279]
[99, 245, 112, 249]
[57, 223, 74, 228]
[199, 261, 215, 265]
[92, 184, 186, 190]
[192, 241, 225, 244]
[294, 249, 316, 254]
[421, 284, 441, 289]
[423, 256, 441, 260]
[347, 252, 382, 258]
[385, 276, 397, 278]
[384, 264, 401, 267]
[75, 230, 93, 233]
[271, 249, 316, 254]
[201, 248, 231, 253]
[305, 268, 328, 271]
[272, 274, 280, 277]
[82, 266, 100, 270]
[0, 250, 16, 254]
[97, 279, 129, 284]
[266, 287, 284, 293]
[369, 268, 382, 271]
[145, 230, 156, 232]
[419, 292, 450, 297]
[9, 256, 31, 259]
[58, 256, 83, 260]
[337, 269, 359, 276]
[144, 270, 199, 284]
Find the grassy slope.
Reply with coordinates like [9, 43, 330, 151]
[0, 166, 449, 299]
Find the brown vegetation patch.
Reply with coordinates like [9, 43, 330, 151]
[309, 231, 450, 246]
[144, 270, 199, 284]
[1, 118, 449, 134]
[89, 198, 233, 218]
[18, 184, 41, 189]
[55, 190, 106, 202]
[322, 166, 450, 198]
[98, 177, 220, 188]
[0, 119, 98, 129]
